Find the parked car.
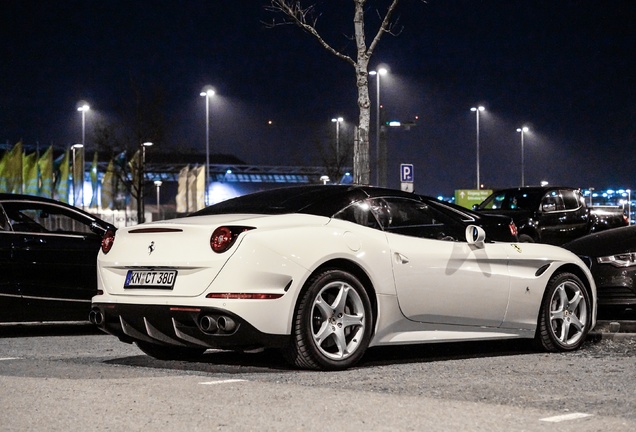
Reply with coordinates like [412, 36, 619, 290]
[563, 225, 636, 312]
[0, 194, 115, 323]
[475, 186, 627, 245]
[91, 185, 596, 370]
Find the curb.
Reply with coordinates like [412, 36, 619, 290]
[589, 320, 636, 340]
[589, 331, 636, 341]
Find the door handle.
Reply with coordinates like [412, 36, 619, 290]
[23, 237, 46, 244]
[394, 252, 409, 264]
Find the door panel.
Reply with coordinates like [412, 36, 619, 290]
[390, 234, 511, 327]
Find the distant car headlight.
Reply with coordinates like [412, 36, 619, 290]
[597, 253, 636, 267]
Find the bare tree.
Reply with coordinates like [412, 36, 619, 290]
[267, 0, 401, 185]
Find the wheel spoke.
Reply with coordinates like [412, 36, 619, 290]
[569, 314, 584, 333]
[313, 320, 334, 344]
[314, 295, 333, 319]
[568, 288, 583, 311]
[342, 311, 364, 329]
[331, 283, 348, 315]
[562, 319, 572, 342]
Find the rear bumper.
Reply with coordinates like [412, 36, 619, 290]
[90, 303, 289, 350]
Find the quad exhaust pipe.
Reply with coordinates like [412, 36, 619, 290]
[217, 316, 236, 332]
[89, 309, 104, 325]
[199, 314, 236, 333]
[199, 315, 218, 332]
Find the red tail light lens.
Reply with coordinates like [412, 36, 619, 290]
[509, 221, 518, 238]
[210, 226, 254, 253]
[101, 229, 116, 254]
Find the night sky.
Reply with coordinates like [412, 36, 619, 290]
[2, 0, 635, 196]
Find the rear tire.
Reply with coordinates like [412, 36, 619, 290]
[283, 269, 372, 371]
[136, 341, 206, 360]
[535, 272, 591, 352]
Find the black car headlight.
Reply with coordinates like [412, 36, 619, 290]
[597, 253, 636, 267]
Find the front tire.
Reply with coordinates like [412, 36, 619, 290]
[284, 269, 373, 371]
[535, 272, 591, 351]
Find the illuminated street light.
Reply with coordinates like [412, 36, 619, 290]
[369, 67, 388, 186]
[331, 117, 344, 165]
[154, 180, 163, 220]
[200, 86, 215, 205]
[77, 103, 90, 147]
[138, 142, 153, 223]
[470, 106, 485, 189]
[76, 103, 89, 208]
[516, 126, 529, 186]
[71, 143, 83, 207]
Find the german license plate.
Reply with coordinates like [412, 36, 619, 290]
[124, 270, 177, 289]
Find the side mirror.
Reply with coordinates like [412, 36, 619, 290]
[465, 225, 486, 248]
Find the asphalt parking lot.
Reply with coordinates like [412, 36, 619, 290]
[1, 316, 635, 431]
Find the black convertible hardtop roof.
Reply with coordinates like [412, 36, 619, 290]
[192, 185, 427, 217]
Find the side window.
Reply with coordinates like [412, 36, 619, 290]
[2, 202, 94, 235]
[541, 191, 565, 212]
[369, 198, 461, 241]
[333, 200, 381, 230]
[481, 192, 507, 210]
[561, 190, 581, 210]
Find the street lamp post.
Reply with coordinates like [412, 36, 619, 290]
[154, 180, 163, 220]
[77, 103, 89, 208]
[517, 126, 529, 186]
[369, 68, 388, 186]
[71, 143, 83, 207]
[471, 106, 485, 189]
[138, 142, 153, 224]
[331, 117, 343, 165]
[200, 87, 215, 205]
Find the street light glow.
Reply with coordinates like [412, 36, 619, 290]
[369, 66, 389, 186]
[200, 86, 216, 206]
[517, 126, 530, 186]
[471, 106, 486, 189]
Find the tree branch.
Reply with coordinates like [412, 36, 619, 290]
[266, 1, 356, 67]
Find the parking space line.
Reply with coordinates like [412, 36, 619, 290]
[540, 413, 593, 423]
[199, 379, 247, 385]
[0, 357, 20, 361]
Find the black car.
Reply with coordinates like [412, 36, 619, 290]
[475, 186, 626, 245]
[563, 225, 636, 313]
[0, 194, 115, 323]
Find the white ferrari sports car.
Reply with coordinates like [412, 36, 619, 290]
[91, 185, 596, 370]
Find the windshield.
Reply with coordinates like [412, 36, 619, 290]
[478, 189, 543, 211]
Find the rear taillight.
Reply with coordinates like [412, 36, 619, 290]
[509, 221, 518, 238]
[101, 229, 116, 254]
[210, 226, 254, 253]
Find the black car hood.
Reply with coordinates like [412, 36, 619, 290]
[563, 225, 636, 256]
